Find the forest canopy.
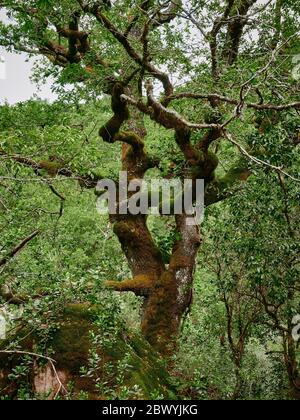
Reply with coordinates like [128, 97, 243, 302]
[0, 0, 299, 401]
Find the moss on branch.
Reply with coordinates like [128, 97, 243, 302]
[104, 274, 156, 295]
[99, 82, 130, 143]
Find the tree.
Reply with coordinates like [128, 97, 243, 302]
[201, 156, 300, 398]
[203, 251, 262, 400]
[0, 0, 299, 356]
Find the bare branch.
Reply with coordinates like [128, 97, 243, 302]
[0, 151, 102, 188]
[224, 132, 300, 183]
[0, 231, 39, 268]
[164, 92, 300, 111]
[121, 87, 221, 131]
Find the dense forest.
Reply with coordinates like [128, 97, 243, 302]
[0, 0, 299, 401]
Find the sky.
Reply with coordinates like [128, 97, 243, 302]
[0, 49, 57, 104]
[0, 9, 56, 105]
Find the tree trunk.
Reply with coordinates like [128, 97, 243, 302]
[232, 360, 244, 400]
[283, 331, 300, 399]
[110, 211, 201, 356]
[141, 215, 201, 355]
[101, 71, 202, 355]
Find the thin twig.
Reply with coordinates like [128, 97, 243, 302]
[224, 132, 300, 183]
[0, 350, 67, 399]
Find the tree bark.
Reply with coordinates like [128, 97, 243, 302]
[106, 87, 201, 354]
[141, 215, 201, 355]
[283, 330, 300, 399]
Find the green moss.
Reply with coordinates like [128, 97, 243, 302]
[39, 160, 62, 176]
[115, 131, 144, 149]
[105, 335, 177, 399]
[50, 304, 97, 373]
[99, 83, 130, 143]
[105, 274, 155, 293]
[61, 303, 98, 321]
[0, 303, 177, 400]
[141, 271, 180, 356]
[113, 220, 136, 240]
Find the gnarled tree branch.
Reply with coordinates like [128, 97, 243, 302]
[0, 230, 39, 268]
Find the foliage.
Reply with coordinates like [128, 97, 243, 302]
[0, 0, 299, 400]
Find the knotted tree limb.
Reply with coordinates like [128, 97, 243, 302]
[98, 83, 158, 177]
[1, 3, 106, 71]
[105, 273, 156, 297]
[0, 284, 48, 305]
[0, 151, 102, 188]
[223, 0, 258, 65]
[120, 85, 221, 132]
[175, 128, 200, 166]
[127, 0, 182, 35]
[54, 12, 90, 64]
[99, 83, 144, 150]
[99, 83, 130, 143]
[81, 3, 174, 96]
[146, 82, 221, 130]
[120, 88, 222, 185]
[209, 0, 235, 79]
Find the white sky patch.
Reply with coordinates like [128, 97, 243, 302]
[0, 47, 57, 104]
[0, 10, 57, 104]
[0, 54, 5, 80]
